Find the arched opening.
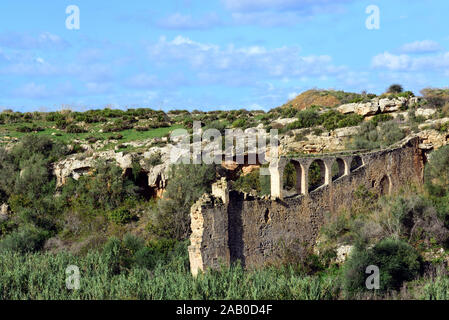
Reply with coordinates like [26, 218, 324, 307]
[350, 156, 363, 172]
[309, 159, 326, 192]
[379, 175, 392, 196]
[283, 161, 301, 197]
[332, 158, 346, 181]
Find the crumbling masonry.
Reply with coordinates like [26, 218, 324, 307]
[188, 136, 425, 276]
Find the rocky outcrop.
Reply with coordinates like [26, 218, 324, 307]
[0, 203, 9, 222]
[337, 97, 419, 117]
[53, 151, 135, 187]
[417, 129, 449, 150]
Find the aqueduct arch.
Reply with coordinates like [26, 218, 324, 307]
[270, 155, 355, 199]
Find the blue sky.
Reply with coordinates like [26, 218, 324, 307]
[0, 0, 448, 112]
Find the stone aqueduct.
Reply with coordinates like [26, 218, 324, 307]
[188, 136, 426, 276]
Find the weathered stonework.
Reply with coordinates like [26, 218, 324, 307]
[189, 136, 425, 275]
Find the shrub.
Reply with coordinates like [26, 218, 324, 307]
[0, 226, 49, 253]
[347, 121, 405, 150]
[232, 118, 247, 129]
[66, 124, 86, 134]
[61, 161, 139, 212]
[108, 208, 133, 224]
[387, 84, 404, 94]
[343, 239, 421, 296]
[425, 145, 449, 198]
[287, 110, 320, 130]
[151, 163, 216, 240]
[370, 114, 393, 127]
[233, 169, 270, 196]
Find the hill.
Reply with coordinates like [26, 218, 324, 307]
[281, 89, 376, 110]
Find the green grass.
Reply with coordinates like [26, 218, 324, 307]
[0, 249, 339, 300]
[0, 122, 184, 148]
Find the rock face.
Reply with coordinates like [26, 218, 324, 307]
[0, 203, 9, 222]
[416, 108, 437, 118]
[53, 151, 135, 188]
[336, 245, 354, 264]
[417, 129, 449, 150]
[337, 97, 418, 117]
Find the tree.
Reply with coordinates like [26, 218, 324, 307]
[387, 84, 404, 94]
[151, 163, 217, 240]
[425, 145, 449, 198]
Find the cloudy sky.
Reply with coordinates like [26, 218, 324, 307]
[0, 0, 448, 112]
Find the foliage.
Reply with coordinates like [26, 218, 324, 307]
[108, 208, 133, 225]
[0, 245, 339, 300]
[347, 121, 405, 150]
[150, 163, 217, 240]
[387, 84, 404, 94]
[343, 239, 421, 296]
[233, 168, 270, 196]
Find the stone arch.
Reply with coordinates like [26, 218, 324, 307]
[332, 158, 346, 181]
[283, 160, 301, 196]
[350, 156, 363, 172]
[308, 159, 326, 192]
[379, 175, 392, 196]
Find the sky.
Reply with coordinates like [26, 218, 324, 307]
[0, 0, 448, 112]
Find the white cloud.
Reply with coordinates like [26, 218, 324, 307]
[372, 51, 449, 72]
[0, 32, 69, 50]
[400, 40, 441, 54]
[147, 36, 344, 86]
[372, 52, 411, 71]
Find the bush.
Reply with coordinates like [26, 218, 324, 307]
[343, 239, 421, 296]
[151, 163, 216, 240]
[232, 118, 247, 129]
[233, 168, 270, 196]
[425, 145, 449, 198]
[61, 161, 139, 212]
[0, 226, 49, 253]
[108, 208, 133, 224]
[370, 114, 394, 127]
[66, 124, 86, 134]
[347, 121, 405, 150]
[387, 84, 404, 94]
[287, 110, 320, 130]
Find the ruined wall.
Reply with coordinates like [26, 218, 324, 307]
[189, 137, 425, 275]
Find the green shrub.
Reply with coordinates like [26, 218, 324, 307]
[425, 145, 449, 198]
[370, 114, 393, 126]
[108, 208, 133, 224]
[0, 226, 49, 253]
[151, 163, 216, 240]
[232, 118, 247, 129]
[347, 121, 405, 150]
[387, 84, 404, 94]
[66, 124, 86, 134]
[343, 239, 421, 296]
[233, 168, 270, 197]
